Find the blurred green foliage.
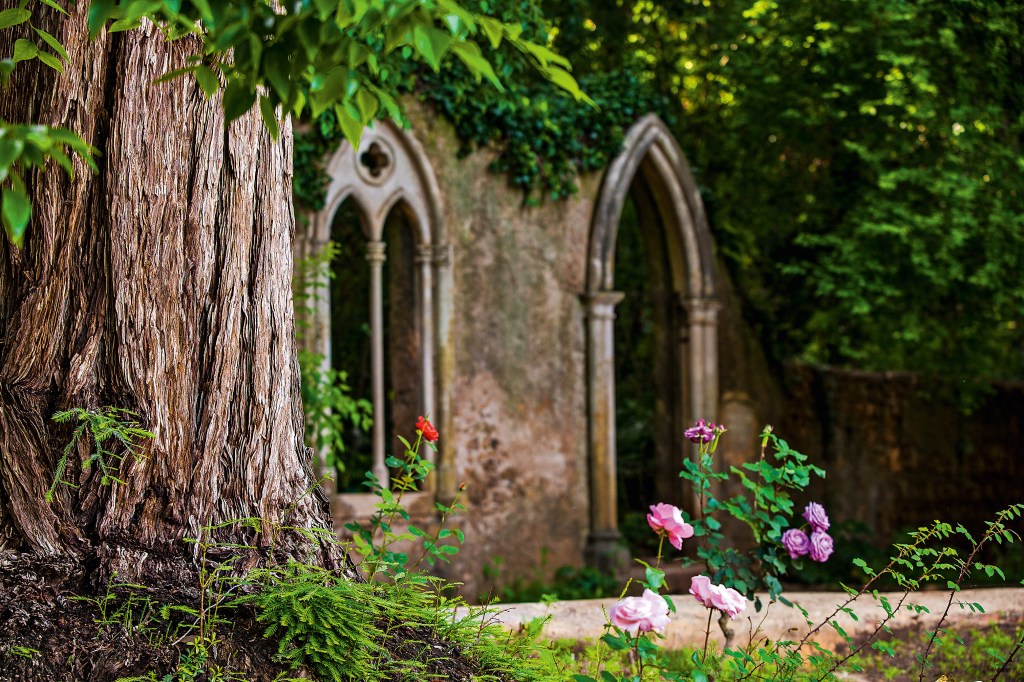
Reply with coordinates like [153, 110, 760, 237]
[550, 0, 1024, 384]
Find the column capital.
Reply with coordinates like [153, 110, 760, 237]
[432, 242, 453, 267]
[366, 240, 386, 264]
[684, 297, 720, 324]
[415, 243, 433, 265]
[581, 291, 625, 320]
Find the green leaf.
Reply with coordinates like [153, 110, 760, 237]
[47, 147, 73, 176]
[449, 41, 501, 90]
[36, 0, 68, 14]
[411, 25, 451, 72]
[0, 138, 24, 179]
[354, 87, 379, 123]
[32, 27, 70, 62]
[521, 40, 571, 70]
[259, 96, 279, 141]
[262, 45, 292, 104]
[0, 59, 14, 87]
[222, 79, 255, 122]
[600, 633, 628, 651]
[194, 65, 219, 98]
[108, 17, 143, 32]
[12, 39, 38, 64]
[2, 187, 31, 247]
[311, 0, 333, 20]
[87, 0, 118, 37]
[477, 16, 504, 49]
[645, 566, 665, 590]
[0, 8, 31, 30]
[35, 50, 64, 72]
[333, 103, 364, 148]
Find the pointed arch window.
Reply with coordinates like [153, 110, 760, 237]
[302, 123, 453, 506]
[583, 115, 720, 568]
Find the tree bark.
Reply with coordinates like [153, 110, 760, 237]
[0, 3, 341, 584]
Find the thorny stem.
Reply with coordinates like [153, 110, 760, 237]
[734, 524, 944, 682]
[992, 631, 1024, 681]
[820, 535, 965, 681]
[655, 533, 665, 571]
[918, 510, 1019, 682]
[369, 431, 424, 576]
[632, 633, 645, 680]
[702, 607, 714, 664]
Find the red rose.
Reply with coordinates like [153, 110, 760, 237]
[416, 416, 438, 442]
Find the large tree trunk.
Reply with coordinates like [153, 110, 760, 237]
[0, 3, 340, 584]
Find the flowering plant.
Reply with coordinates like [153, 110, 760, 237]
[346, 418, 464, 581]
[680, 425, 827, 614]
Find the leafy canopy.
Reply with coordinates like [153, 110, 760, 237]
[0, 0, 589, 245]
[541, 0, 1024, 385]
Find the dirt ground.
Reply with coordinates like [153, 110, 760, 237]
[0, 551, 510, 682]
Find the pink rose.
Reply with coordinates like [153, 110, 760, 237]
[781, 528, 811, 559]
[609, 588, 671, 635]
[709, 584, 747, 619]
[689, 574, 714, 608]
[809, 530, 834, 562]
[646, 503, 695, 550]
[803, 502, 830, 532]
[690, 575, 747, 619]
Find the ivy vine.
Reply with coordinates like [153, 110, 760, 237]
[292, 0, 673, 212]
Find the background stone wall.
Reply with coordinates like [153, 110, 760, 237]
[777, 366, 1024, 543]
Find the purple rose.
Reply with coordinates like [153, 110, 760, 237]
[803, 502, 830, 532]
[781, 528, 811, 559]
[809, 530, 834, 562]
[685, 419, 717, 444]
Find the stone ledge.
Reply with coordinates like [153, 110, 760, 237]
[469, 587, 1024, 652]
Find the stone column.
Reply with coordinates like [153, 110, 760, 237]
[684, 296, 720, 517]
[685, 297, 720, 423]
[367, 240, 389, 487]
[582, 291, 629, 572]
[433, 243, 459, 503]
[415, 243, 436, 483]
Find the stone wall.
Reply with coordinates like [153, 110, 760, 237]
[407, 103, 600, 595]
[776, 366, 1024, 543]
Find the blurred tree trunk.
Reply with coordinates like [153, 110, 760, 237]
[0, 4, 342, 584]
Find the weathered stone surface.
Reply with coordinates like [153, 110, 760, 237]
[779, 366, 1024, 543]
[407, 102, 597, 594]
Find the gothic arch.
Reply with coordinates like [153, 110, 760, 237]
[303, 121, 456, 507]
[583, 114, 720, 566]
